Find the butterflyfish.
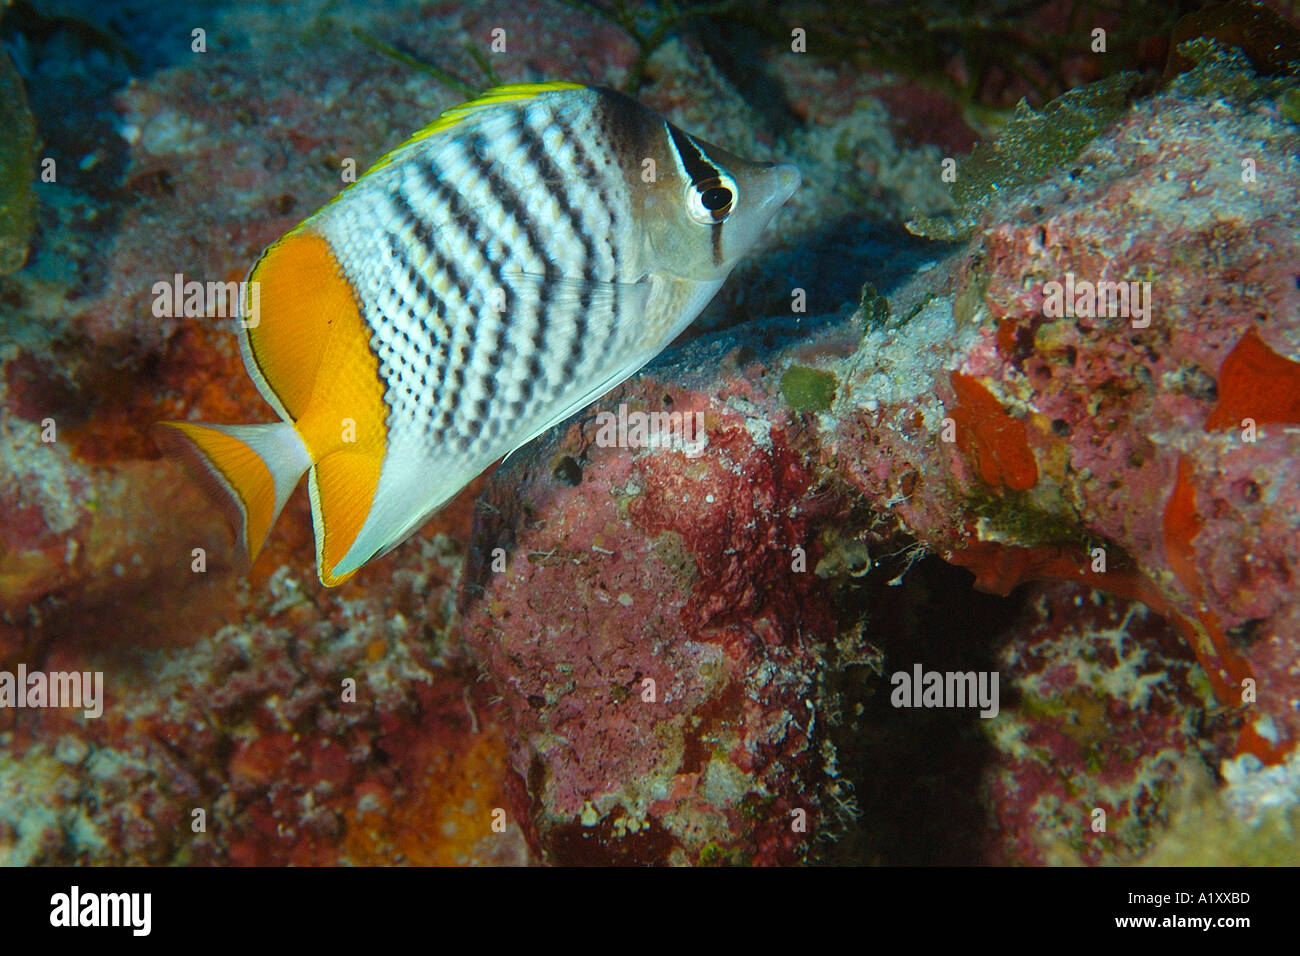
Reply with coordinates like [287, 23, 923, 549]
[159, 81, 799, 585]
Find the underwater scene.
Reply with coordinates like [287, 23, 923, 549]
[1, 0, 1299, 869]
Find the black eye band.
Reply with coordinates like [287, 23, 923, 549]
[666, 122, 721, 186]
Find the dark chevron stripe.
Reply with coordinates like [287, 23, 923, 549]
[450, 142, 513, 443]
[555, 113, 621, 281]
[468, 131, 552, 276]
[380, 229, 449, 423]
[385, 188, 482, 423]
[411, 146, 510, 443]
[551, 115, 631, 383]
[385, 185, 481, 436]
[517, 115, 600, 389]
[518, 117, 598, 271]
[464, 130, 560, 442]
[388, 187, 474, 313]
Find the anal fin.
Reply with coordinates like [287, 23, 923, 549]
[308, 451, 384, 586]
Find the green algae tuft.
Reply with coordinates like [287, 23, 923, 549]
[857, 281, 892, 332]
[780, 365, 838, 413]
[908, 72, 1138, 241]
[0, 38, 36, 275]
[1281, 88, 1300, 124]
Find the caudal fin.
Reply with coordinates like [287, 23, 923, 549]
[156, 420, 312, 564]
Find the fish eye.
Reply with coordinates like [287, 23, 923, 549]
[701, 186, 731, 210]
[686, 175, 736, 224]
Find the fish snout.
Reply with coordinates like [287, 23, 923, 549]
[769, 162, 801, 205]
[748, 161, 800, 220]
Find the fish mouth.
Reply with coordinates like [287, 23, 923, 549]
[752, 162, 800, 218]
[770, 163, 801, 204]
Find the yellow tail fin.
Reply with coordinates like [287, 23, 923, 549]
[155, 420, 312, 564]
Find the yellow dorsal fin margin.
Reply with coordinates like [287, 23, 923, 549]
[355, 81, 584, 182]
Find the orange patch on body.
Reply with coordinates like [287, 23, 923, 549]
[1204, 327, 1300, 431]
[248, 229, 388, 582]
[947, 372, 1039, 491]
[246, 232, 337, 420]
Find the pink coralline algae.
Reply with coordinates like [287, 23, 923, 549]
[829, 50, 1300, 766]
[980, 582, 1222, 866]
[460, 363, 845, 865]
[453, 44, 1300, 865]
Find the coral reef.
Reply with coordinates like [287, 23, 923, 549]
[457, 37, 1300, 864]
[460, 345, 845, 864]
[837, 46, 1300, 765]
[2, 0, 1298, 867]
[1, 521, 530, 866]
